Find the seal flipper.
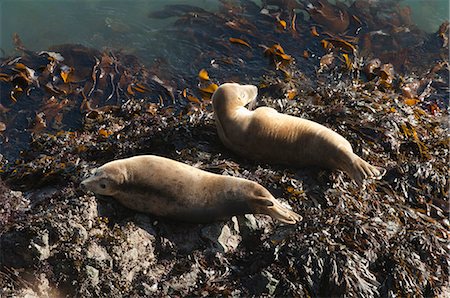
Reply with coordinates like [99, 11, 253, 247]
[250, 197, 302, 224]
[347, 155, 386, 186]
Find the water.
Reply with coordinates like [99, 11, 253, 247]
[404, 0, 449, 32]
[0, 0, 219, 60]
[1, 0, 448, 63]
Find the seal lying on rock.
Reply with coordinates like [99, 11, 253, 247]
[212, 83, 385, 185]
[80, 155, 301, 224]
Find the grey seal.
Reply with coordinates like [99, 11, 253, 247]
[212, 82, 385, 185]
[81, 155, 301, 224]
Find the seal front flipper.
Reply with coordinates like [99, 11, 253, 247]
[250, 197, 302, 224]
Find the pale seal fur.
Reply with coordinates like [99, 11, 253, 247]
[212, 83, 385, 185]
[80, 155, 301, 224]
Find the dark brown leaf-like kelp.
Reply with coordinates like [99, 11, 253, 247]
[0, 0, 448, 297]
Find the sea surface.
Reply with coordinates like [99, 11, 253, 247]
[1, 0, 448, 64]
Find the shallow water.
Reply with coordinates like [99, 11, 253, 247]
[1, 0, 448, 63]
[0, 0, 219, 62]
[404, 0, 449, 32]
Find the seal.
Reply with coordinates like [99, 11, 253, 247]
[80, 155, 301, 224]
[212, 83, 385, 185]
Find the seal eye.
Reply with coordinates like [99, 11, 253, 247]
[100, 183, 106, 189]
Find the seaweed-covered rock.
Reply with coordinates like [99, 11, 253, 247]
[0, 178, 29, 233]
[1, 0, 449, 297]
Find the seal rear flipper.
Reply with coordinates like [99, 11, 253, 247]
[250, 197, 302, 224]
[372, 166, 387, 180]
[348, 156, 386, 186]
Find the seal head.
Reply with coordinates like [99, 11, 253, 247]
[81, 165, 126, 196]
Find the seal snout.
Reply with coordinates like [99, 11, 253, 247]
[80, 175, 95, 193]
[80, 180, 88, 192]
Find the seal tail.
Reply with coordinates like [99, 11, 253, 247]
[252, 197, 302, 224]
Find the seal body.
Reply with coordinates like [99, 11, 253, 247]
[81, 155, 301, 224]
[212, 83, 385, 185]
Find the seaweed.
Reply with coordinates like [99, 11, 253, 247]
[0, 0, 448, 297]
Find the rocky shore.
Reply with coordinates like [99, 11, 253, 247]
[1, 1, 448, 297]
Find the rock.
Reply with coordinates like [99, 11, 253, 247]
[201, 217, 241, 253]
[85, 265, 99, 286]
[28, 187, 58, 207]
[250, 270, 279, 295]
[142, 282, 158, 295]
[69, 222, 88, 244]
[437, 285, 450, 298]
[0, 180, 29, 231]
[0, 229, 35, 268]
[36, 273, 51, 297]
[236, 214, 258, 237]
[20, 288, 39, 298]
[165, 264, 200, 293]
[86, 242, 113, 268]
[0, 2, 448, 296]
[268, 224, 297, 245]
[111, 224, 156, 283]
[30, 230, 51, 261]
[122, 248, 140, 282]
[12, 273, 57, 298]
[155, 221, 203, 254]
[79, 195, 99, 229]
